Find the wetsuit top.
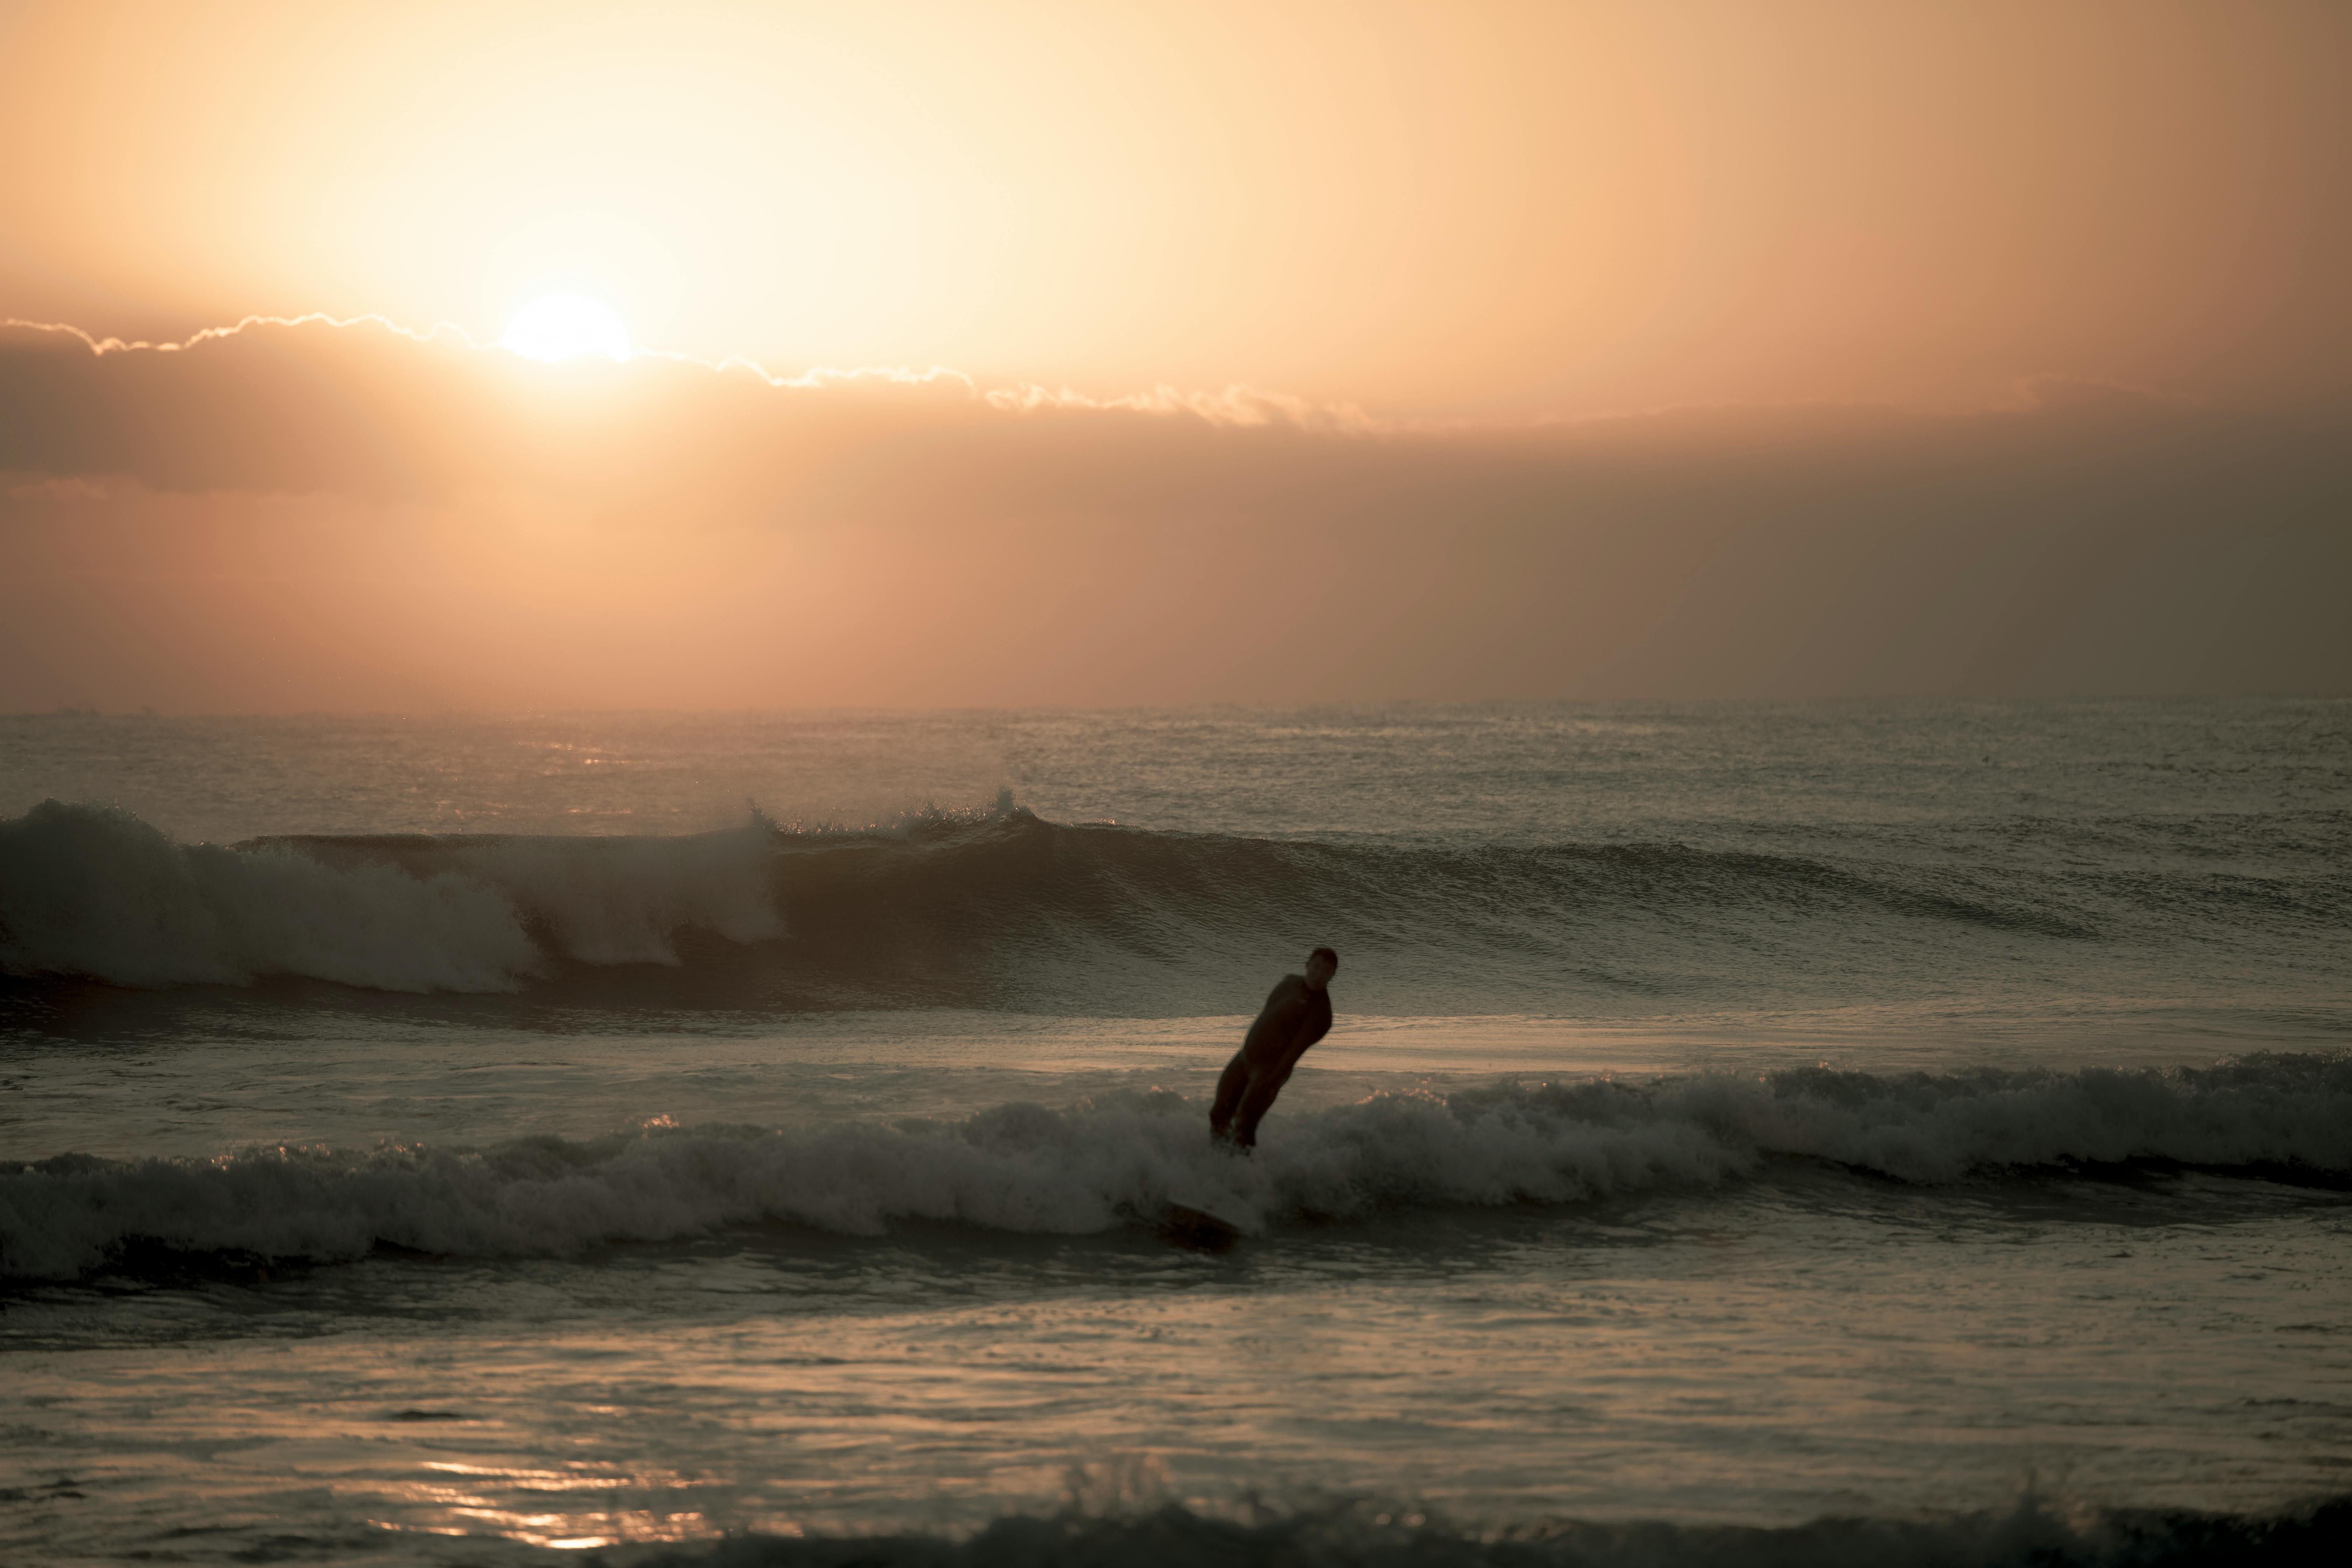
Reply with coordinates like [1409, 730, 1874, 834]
[1240, 974, 1333, 1065]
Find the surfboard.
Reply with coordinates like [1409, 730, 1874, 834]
[1160, 1202, 1243, 1253]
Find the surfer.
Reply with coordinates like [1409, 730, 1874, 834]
[1210, 947, 1338, 1149]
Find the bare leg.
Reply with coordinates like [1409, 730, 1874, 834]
[1209, 1051, 1252, 1141]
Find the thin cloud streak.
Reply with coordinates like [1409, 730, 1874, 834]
[7, 310, 1380, 433]
[0, 312, 2244, 441]
[0, 312, 487, 357]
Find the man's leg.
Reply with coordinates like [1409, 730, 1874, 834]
[1229, 1063, 1294, 1149]
[1208, 1051, 1252, 1141]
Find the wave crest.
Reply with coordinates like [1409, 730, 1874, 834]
[0, 792, 2256, 1007]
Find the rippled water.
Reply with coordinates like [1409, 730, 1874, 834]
[2, 700, 2347, 1564]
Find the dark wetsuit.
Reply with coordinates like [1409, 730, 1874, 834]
[1209, 974, 1334, 1148]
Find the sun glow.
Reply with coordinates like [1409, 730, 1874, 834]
[500, 294, 632, 363]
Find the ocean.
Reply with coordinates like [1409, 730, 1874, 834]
[1, 699, 2347, 1566]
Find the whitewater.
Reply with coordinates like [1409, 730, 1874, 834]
[2, 700, 2348, 1565]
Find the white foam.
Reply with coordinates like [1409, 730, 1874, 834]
[0, 801, 540, 990]
[5, 1060, 2344, 1279]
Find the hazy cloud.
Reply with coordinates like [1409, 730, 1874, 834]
[1, 316, 2345, 708]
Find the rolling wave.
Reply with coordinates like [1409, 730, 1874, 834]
[6, 1057, 2344, 1281]
[5, 796, 2336, 1014]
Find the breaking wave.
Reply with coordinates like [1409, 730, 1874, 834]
[6, 1056, 2345, 1281]
[0, 798, 783, 992]
[4, 796, 2340, 1013]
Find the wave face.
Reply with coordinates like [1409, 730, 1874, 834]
[4, 794, 2344, 1017]
[0, 798, 784, 994]
[7, 1057, 2344, 1281]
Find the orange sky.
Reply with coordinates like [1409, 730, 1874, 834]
[5, 0, 2346, 414]
[0, 1, 2346, 710]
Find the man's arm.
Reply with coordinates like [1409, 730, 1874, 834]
[1277, 1008, 1324, 1073]
[1239, 977, 1305, 1065]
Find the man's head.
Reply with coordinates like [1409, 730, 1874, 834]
[1304, 946, 1338, 989]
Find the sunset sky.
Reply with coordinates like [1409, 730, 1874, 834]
[2, 0, 2346, 711]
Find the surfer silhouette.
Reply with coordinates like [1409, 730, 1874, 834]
[1210, 947, 1338, 1149]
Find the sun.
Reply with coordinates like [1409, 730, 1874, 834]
[499, 293, 632, 363]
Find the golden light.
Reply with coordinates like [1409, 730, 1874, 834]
[499, 293, 632, 363]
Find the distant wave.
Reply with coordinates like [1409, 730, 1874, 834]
[639, 1493, 2352, 1568]
[5, 797, 2338, 1011]
[6, 1057, 2345, 1281]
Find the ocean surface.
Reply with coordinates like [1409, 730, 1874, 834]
[2, 700, 2347, 1566]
